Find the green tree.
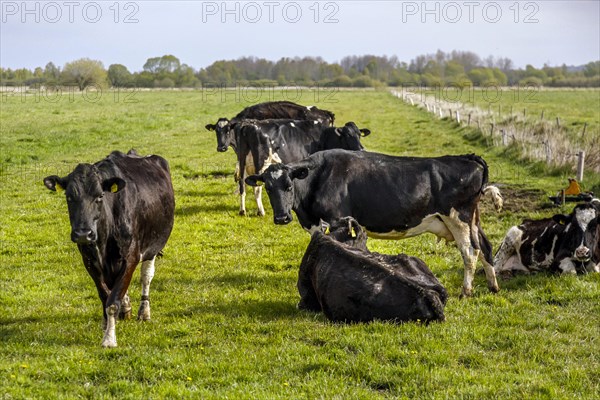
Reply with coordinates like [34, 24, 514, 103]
[61, 58, 107, 90]
[107, 64, 133, 87]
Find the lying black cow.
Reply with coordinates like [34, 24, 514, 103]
[205, 100, 335, 153]
[298, 217, 447, 323]
[246, 149, 503, 296]
[236, 119, 370, 216]
[44, 150, 175, 348]
[494, 199, 600, 276]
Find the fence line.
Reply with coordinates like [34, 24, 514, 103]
[390, 89, 599, 176]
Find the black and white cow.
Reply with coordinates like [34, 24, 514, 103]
[205, 101, 336, 213]
[298, 217, 447, 323]
[494, 199, 600, 276]
[236, 119, 370, 216]
[205, 101, 335, 153]
[44, 150, 175, 348]
[246, 149, 503, 296]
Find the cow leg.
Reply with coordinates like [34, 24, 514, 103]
[254, 186, 265, 217]
[297, 273, 321, 312]
[101, 253, 139, 348]
[119, 292, 132, 320]
[476, 230, 500, 293]
[138, 257, 155, 321]
[239, 190, 247, 216]
[493, 227, 522, 273]
[441, 211, 479, 297]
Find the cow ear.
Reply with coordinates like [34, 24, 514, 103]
[320, 219, 331, 235]
[553, 214, 570, 225]
[245, 175, 264, 187]
[102, 177, 126, 193]
[349, 219, 361, 238]
[44, 175, 67, 192]
[360, 128, 371, 137]
[290, 167, 309, 181]
[205, 124, 216, 131]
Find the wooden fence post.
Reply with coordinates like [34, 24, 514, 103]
[582, 122, 587, 139]
[541, 110, 545, 120]
[501, 129, 508, 145]
[490, 123, 495, 136]
[456, 110, 461, 123]
[468, 113, 472, 126]
[577, 151, 585, 181]
[556, 117, 560, 128]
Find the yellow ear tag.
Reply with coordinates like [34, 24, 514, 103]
[351, 227, 357, 238]
[110, 183, 119, 193]
[324, 226, 330, 235]
[55, 183, 64, 192]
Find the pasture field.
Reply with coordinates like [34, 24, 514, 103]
[1, 89, 599, 399]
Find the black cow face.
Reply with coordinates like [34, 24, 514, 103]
[245, 164, 309, 225]
[554, 201, 600, 273]
[320, 217, 368, 251]
[205, 118, 233, 152]
[321, 122, 370, 152]
[44, 164, 125, 245]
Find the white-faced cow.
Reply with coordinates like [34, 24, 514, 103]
[298, 217, 447, 323]
[246, 149, 503, 297]
[494, 199, 600, 276]
[236, 119, 370, 216]
[44, 150, 175, 348]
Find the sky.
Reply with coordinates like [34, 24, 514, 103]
[1, 0, 599, 71]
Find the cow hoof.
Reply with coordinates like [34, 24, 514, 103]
[488, 285, 500, 294]
[460, 288, 473, 298]
[257, 211, 265, 217]
[119, 309, 132, 320]
[239, 210, 247, 216]
[101, 340, 117, 348]
[138, 300, 151, 321]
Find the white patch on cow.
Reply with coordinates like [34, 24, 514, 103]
[373, 282, 383, 294]
[254, 186, 265, 216]
[365, 213, 453, 241]
[313, 120, 318, 125]
[270, 169, 284, 180]
[558, 258, 577, 274]
[494, 226, 524, 272]
[239, 191, 247, 215]
[289, 122, 295, 128]
[593, 262, 600, 273]
[259, 149, 282, 174]
[245, 153, 256, 176]
[217, 120, 228, 128]
[101, 304, 118, 348]
[482, 185, 503, 211]
[575, 208, 596, 233]
[307, 106, 314, 110]
[138, 257, 155, 321]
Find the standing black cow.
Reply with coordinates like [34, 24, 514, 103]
[44, 150, 175, 348]
[235, 119, 370, 216]
[205, 101, 335, 153]
[494, 199, 600, 276]
[298, 217, 447, 323]
[246, 149, 503, 297]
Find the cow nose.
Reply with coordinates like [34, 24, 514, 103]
[575, 246, 591, 261]
[274, 214, 292, 225]
[71, 229, 96, 244]
[217, 146, 228, 152]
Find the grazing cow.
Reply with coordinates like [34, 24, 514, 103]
[43, 150, 175, 348]
[205, 101, 335, 153]
[236, 119, 370, 216]
[246, 149, 503, 296]
[494, 199, 600, 276]
[298, 217, 447, 323]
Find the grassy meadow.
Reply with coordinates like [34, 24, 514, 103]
[1, 88, 599, 399]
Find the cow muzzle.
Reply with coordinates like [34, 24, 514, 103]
[574, 246, 591, 262]
[217, 146, 228, 152]
[71, 229, 97, 244]
[274, 214, 293, 225]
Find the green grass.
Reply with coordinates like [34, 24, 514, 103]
[1, 89, 599, 399]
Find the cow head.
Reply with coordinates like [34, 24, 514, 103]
[320, 217, 368, 251]
[553, 200, 600, 273]
[205, 117, 233, 152]
[44, 164, 125, 245]
[319, 122, 370, 152]
[245, 164, 309, 225]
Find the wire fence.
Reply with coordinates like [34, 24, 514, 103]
[391, 88, 599, 176]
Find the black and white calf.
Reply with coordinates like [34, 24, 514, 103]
[494, 199, 600, 276]
[298, 217, 447, 323]
[236, 119, 370, 216]
[246, 149, 503, 296]
[44, 150, 175, 348]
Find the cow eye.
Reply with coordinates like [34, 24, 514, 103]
[286, 186, 293, 192]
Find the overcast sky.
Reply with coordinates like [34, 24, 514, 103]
[1, 0, 599, 71]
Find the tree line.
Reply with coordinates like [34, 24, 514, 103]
[2, 51, 599, 90]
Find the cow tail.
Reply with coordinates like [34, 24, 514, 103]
[467, 154, 503, 212]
